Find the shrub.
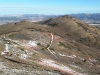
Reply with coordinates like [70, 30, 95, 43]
[48, 23, 58, 27]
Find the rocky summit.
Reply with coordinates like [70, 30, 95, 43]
[0, 15, 100, 75]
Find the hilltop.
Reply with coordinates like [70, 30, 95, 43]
[0, 15, 100, 75]
[39, 15, 100, 49]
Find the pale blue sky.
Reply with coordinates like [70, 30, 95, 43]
[0, 0, 100, 15]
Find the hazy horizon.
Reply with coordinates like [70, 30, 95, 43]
[0, 13, 100, 16]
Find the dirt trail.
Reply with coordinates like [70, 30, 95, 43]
[47, 33, 58, 58]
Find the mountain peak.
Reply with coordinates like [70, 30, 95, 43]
[39, 15, 100, 50]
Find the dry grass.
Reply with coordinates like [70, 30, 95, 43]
[0, 15, 100, 75]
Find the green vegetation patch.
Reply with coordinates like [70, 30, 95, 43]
[9, 34, 14, 38]
[59, 42, 72, 49]
[18, 47, 24, 51]
[50, 48, 55, 51]
[41, 48, 46, 51]
[48, 23, 58, 27]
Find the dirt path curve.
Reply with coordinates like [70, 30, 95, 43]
[47, 33, 58, 58]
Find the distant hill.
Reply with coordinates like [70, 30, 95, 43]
[69, 13, 100, 24]
[0, 13, 100, 25]
[0, 14, 59, 25]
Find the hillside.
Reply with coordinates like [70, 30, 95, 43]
[39, 15, 100, 50]
[0, 15, 100, 75]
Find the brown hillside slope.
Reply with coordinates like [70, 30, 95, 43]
[39, 15, 100, 50]
[0, 16, 100, 75]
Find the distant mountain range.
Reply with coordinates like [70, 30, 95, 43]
[69, 13, 100, 24]
[0, 13, 100, 25]
[0, 14, 58, 25]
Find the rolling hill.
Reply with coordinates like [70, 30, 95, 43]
[0, 15, 100, 75]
